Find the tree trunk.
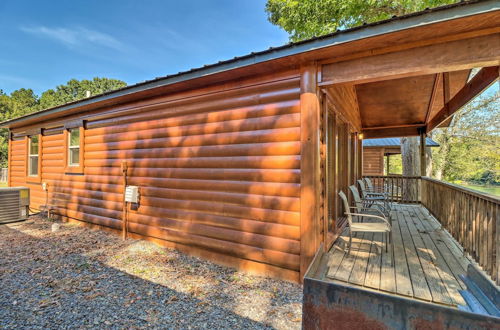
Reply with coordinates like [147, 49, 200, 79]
[425, 147, 433, 176]
[401, 137, 419, 201]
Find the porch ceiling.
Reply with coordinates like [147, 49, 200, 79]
[355, 69, 471, 129]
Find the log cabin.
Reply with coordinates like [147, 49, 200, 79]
[363, 137, 439, 176]
[1, 1, 499, 286]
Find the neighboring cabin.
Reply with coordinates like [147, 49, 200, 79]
[363, 137, 439, 176]
[1, 1, 498, 283]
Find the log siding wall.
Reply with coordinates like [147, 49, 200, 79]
[363, 148, 384, 176]
[9, 70, 302, 281]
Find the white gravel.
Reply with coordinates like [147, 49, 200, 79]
[0, 216, 302, 329]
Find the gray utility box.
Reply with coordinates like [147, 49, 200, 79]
[0, 187, 30, 224]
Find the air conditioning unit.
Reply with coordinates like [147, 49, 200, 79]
[0, 187, 30, 224]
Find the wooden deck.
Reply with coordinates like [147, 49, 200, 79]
[325, 204, 473, 307]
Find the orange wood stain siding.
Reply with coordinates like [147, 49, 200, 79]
[9, 70, 302, 282]
[363, 148, 384, 176]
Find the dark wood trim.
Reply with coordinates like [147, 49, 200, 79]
[363, 123, 424, 131]
[299, 63, 321, 281]
[64, 119, 85, 129]
[427, 66, 499, 132]
[26, 128, 42, 136]
[363, 126, 423, 138]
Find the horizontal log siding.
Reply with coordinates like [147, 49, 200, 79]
[11, 72, 302, 280]
[362, 148, 384, 176]
[10, 138, 46, 208]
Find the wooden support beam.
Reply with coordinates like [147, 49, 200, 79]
[427, 66, 499, 132]
[443, 72, 451, 104]
[420, 131, 426, 177]
[424, 73, 442, 123]
[321, 33, 500, 85]
[363, 125, 423, 139]
[299, 63, 321, 281]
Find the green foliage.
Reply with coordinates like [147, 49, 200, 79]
[266, 0, 458, 42]
[0, 78, 126, 167]
[39, 78, 126, 110]
[432, 92, 499, 185]
[386, 154, 402, 175]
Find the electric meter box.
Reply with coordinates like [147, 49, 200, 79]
[124, 186, 139, 203]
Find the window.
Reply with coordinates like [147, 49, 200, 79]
[68, 128, 80, 166]
[63, 124, 84, 174]
[28, 136, 39, 176]
[25, 132, 42, 183]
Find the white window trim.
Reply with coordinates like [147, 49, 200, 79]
[68, 129, 80, 166]
[28, 136, 39, 177]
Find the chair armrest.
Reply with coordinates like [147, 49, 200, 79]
[368, 188, 386, 193]
[371, 203, 390, 215]
[349, 204, 386, 217]
[349, 206, 386, 217]
[364, 194, 386, 200]
[346, 212, 391, 227]
[367, 191, 388, 197]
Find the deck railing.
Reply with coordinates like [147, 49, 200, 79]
[421, 177, 499, 284]
[363, 175, 421, 203]
[0, 168, 7, 183]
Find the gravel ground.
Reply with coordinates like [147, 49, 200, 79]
[0, 216, 302, 329]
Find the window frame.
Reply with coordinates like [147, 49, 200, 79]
[68, 128, 81, 166]
[63, 124, 84, 174]
[25, 133, 42, 183]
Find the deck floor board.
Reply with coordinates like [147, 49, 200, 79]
[325, 204, 473, 307]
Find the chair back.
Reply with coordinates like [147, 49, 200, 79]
[338, 191, 353, 227]
[365, 177, 374, 191]
[357, 179, 368, 199]
[348, 185, 364, 211]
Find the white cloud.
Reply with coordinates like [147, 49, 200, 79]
[20, 26, 124, 51]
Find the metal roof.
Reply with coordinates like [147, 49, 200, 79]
[1, 0, 498, 128]
[364, 137, 440, 147]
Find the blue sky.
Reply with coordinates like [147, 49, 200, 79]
[0, 0, 289, 95]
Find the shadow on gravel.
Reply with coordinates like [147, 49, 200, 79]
[0, 219, 300, 329]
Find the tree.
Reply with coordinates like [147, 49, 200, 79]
[432, 92, 499, 184]
[7, 88, 39, 118]
[0, 78, 126, 168]
[39, 77, 126, 109]
[401, 136, 420, 200]
[266, 0, 458, 42]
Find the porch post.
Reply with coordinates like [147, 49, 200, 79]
[357, 133, 363, 179]
[299, 63, 321, 280]
[419, 130, 426, 177]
